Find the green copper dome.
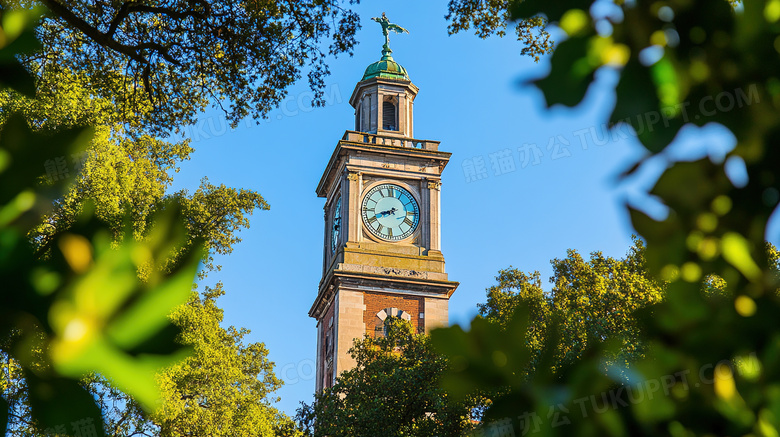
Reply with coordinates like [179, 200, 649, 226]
[361, 48, 409, 81]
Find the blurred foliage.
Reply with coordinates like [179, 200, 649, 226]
[0, 7, 197, 436]
[435, 0, 780, 435]
[2, 0, 361, 136]
[477, 238, 664, 379]
[296, 318, 487, 437]
[0, 5, 283, 436]
[67, 283, 296, 437]
[0, 110, 204, 436]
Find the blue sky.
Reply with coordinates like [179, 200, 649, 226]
[167, 0, 750, 416]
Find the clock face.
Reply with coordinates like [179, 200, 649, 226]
[361, 184, 419, 241]
[331, 196, 341, 253]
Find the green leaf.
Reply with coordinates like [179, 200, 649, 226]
[611, 59, 684, 153]
[0, 114, 92, 215]
[0, 10, 42, 97]
[0, 62, 35, 97]
[531, 34, 595, 108]
[25, 372, 106, 437]
[47, 205, 204, 411]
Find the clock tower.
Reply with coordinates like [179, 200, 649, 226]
[309, 15, 458, 391]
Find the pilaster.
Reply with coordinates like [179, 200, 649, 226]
[335, 288, 365, 374]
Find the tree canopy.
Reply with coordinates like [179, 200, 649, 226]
[6, 0, 361, 135]
[0, 5, 285, 436]
[479, 239, 664, 378]
[296, 318, 485, 437]
[153, 283, 295, 436]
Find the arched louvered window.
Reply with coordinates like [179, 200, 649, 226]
[375, 308, 411, 337]
[383, 100, 397, 131]
[356, 103, 362, 131]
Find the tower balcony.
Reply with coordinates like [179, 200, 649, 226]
[341, 130, 440, 151]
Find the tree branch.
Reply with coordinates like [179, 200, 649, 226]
[40, 0, 183, 68]
[107, 2, 210, 38]
[39, 0, 146, 64]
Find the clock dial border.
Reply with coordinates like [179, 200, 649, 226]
[360, 182, 420, 242]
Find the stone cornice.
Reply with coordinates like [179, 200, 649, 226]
[309, 268, 459, 319]
[316, 132, 451, 198]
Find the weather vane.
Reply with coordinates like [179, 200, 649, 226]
[371, 12, 409, 50]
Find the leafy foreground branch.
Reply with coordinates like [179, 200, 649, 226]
[433, 0, 780, 435]
[0, 8, 292, 437]
[0, 10, 200, 435]
[0, 113, 203, 436]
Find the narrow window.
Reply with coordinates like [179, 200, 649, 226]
[383, 100, 397, 131]
[356, 103, 362, 131]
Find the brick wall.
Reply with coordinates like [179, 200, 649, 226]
[363, 291, 425, 336]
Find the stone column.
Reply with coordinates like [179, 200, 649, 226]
[322, 207, 329, 274]
[315, 320, 323, 391]
[427, 180, 441, 251]
[408, 92, 414, 138]
[423, 297, 449, 332]
[374, 91, 382, 132]
[398, 93, 407, 136]
[420, 179, 430, 250]
[346, 171, 360, 243]
[335, 288, 365, 374]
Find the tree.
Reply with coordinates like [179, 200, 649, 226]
[0, 73, 267, 270]
[0, 5, 285, 436]
[296, 318, 485, 437]
[153, 283, 295, 436]
[478, 239, 664, 378]
[435, 0, 780, 435]
[0, 72, 272, 436]
[4, 280, 294, 437]
[445, 0, 553, 61]
[0, 14, 214, 437]
[5, 0, 361, 135]
[0, 109, 282, 435]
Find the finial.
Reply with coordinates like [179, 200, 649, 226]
[370, 12, 409, 58]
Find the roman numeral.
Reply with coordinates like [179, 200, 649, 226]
[406, 211, 415, 216]
[387, 228, 393, 237]
[404, 217, 414, 227]
[388, 187, 395, 198]
[377, 224, 384, 233]
[367, 216, 377, 224]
